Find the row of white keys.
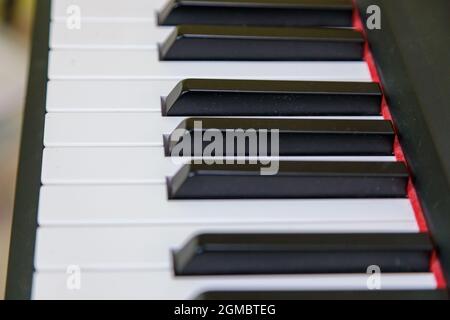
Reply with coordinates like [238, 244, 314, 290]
[48, 50, 372, 81]
[41, 146, 396, 185]
[32, 271, 437, 300]
[38, 184, 416, 226]
[51, 0, 167, 21]
[42, 0, 424, 299]
[43, 113, 385, 147]
[50, 21, 173, 50]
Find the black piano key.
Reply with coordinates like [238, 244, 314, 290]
[166, 118, 395, 156]
[159, 0, 354, 27]
[173, 233, 433, 276]
[196, 290, 449, 300]
[164, 79, 383, 116]
[159, 25, 364, 61]
[167, 161, 409, 199]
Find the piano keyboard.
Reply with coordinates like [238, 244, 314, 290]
[6, 0, 449, 300]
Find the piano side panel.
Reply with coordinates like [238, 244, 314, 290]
[5, 0, 51, 300]
[357, 0, 450, 291]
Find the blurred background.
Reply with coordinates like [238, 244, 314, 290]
[0, 0, 34, 299]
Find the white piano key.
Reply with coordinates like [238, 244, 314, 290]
[50, 21, 173, 50]
[46, 80, 177, 112]
[32, 271, 437, 300]
[48, 50, 372, 81]
[34, 222, 420, 271]
[42, 147, 170, 184]
[51, 0, 166, 21]
[38, 185, 417, 226]
[41, 147, 397, 185]
[43, 113, 386, 147]
[44, 113, 179, 147]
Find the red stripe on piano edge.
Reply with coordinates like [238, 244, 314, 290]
[352, 2, 446, 289]
[431, 252, 447, 290]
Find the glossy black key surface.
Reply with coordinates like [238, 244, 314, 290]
[173, 233, 433, 275]
[164, 79, 382, 116]
[166, 118, 395, 156]
[158, 0, 354, 27]
[196, 290, 449, 300]
[167, 161, 409, 199]
[160, 25, 364, 61]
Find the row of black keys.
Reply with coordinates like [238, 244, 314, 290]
[158, 0, 363, 60]
[159, 4, 367, 116]
[160, 25, 363, 61]
[163, 79, 400, 199]
[165, 80, 388, 157]
[158, 1, 444, 300]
